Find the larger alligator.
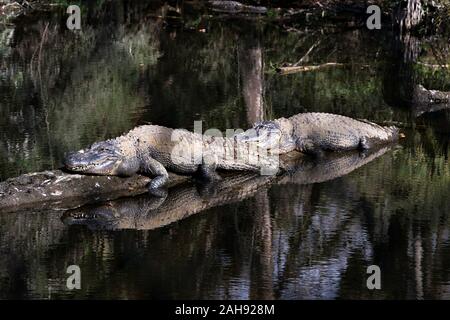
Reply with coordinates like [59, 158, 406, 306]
[64, 125, 280, 197]
[236, 112, 400, 155]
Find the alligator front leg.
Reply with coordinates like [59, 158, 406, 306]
[359, 136, 372, 150]
[140, 157, 169, 198]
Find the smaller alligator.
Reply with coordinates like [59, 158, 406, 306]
[235, 112, 400, 155]
[64, 125, 280, 197]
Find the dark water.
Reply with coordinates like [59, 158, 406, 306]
[0, 2, 449, 299]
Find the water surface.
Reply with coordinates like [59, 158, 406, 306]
[0, 2, 449, 299]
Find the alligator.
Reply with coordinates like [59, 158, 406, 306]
[235, 112, 400, 155]
[62, 146, 394, 231]
[64, 125, 280, 197]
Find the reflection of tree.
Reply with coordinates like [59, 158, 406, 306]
[236, 24, 275, 299]
[270, 182, 374, 299]
[238, 35, 264, 125]
[250, 190, 274, 299]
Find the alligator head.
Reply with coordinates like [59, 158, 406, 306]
[235, 119, 295, 154]
[62, 203, 120, 230]
[64, 140, 139, 176]
[235, 121, 281, 148]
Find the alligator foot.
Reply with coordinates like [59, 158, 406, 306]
[197, 164, 222, 182]
[147, 172, 170, 198]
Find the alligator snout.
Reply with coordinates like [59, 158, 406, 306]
[63, 151, 89, 171]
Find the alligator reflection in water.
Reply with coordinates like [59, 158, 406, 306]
[62, 146, 394, 231]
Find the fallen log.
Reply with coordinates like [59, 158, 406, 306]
[0, 153, 300, 213]
[0, 169, 189, 213]
[276, 62, 344, 75]
[417, 62, 450, 69]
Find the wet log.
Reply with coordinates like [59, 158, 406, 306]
[0, 170, 189, 213]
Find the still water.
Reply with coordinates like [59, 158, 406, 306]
[0, 2, 449, 299]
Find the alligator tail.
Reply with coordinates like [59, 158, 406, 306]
[358, 118, 400, 142]
[386, 125, 400, 141]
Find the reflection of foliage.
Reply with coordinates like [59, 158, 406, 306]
[115, 25, 162, 68]
[415, 64, 450, 91]
[426, 0, 450, 32]
[0, 7, 160, 179]
[266, 67, 392, 120]
[263, 29, 396, 121]
[47, 45, 149, 152]
[414, 38, 450, 90]
[142, 21, 246, 130]
[1, 129, 448, 299]
[0, 28, 14, 57]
